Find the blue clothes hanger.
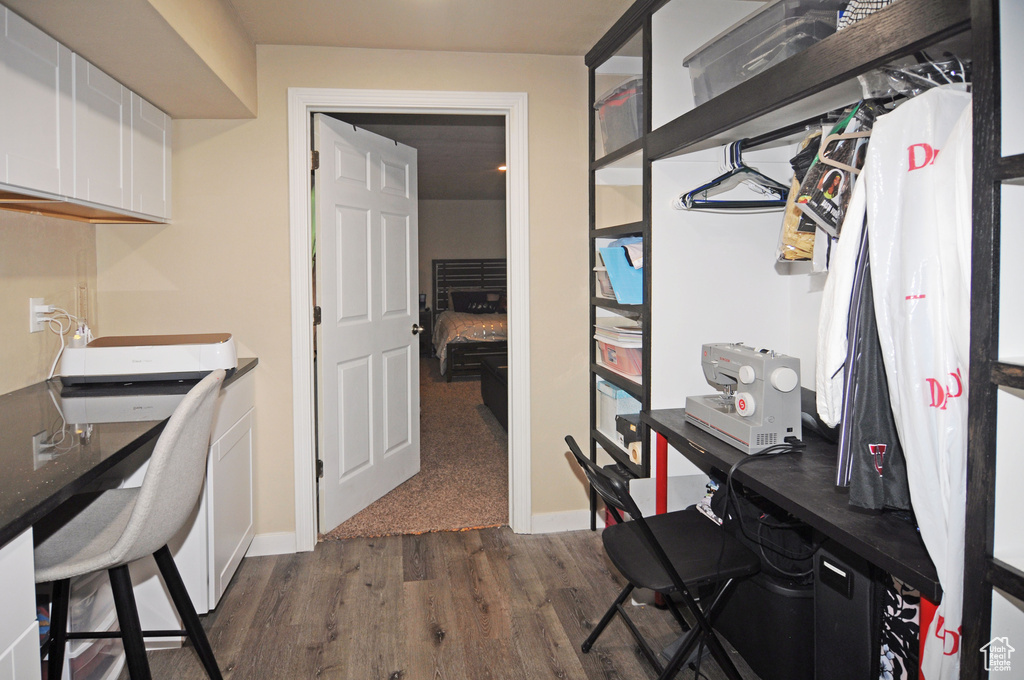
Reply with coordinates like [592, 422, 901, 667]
[677, 140, 789, 210]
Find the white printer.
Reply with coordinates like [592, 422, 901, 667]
[60, 333, 237, 385]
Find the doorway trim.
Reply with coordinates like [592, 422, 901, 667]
[287, 88, 532, 552]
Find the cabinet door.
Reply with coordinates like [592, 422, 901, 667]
[130, 93, 171, 219]
[73, 55, 129, 209]
[207, 408, 254, 609]
[0, 530, 40, 680]
[0, 7, 72, 196]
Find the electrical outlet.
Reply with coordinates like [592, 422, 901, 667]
[32, 431, 50, 455]
[29, 297, 45, 333]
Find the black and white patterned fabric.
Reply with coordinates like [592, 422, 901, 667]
[837, 0, 899, 31]
[879, 576, 920, 680]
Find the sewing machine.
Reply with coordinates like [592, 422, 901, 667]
[684, 342, 802, 454]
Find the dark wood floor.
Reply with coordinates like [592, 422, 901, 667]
[132, 527, 759, 679]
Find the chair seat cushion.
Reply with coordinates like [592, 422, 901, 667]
[34, 488, 139, 583]
[602, 507, 760, 593]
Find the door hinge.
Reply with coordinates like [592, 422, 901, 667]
[311, 149, 320, 171]
[316, 459, 324, 479]
[313, 306, 321, 326]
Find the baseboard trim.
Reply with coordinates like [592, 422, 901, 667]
[246, 532, 297, 557]
[529, 510, 606, 534]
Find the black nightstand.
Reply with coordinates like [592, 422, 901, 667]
[419, 308, 432, 356]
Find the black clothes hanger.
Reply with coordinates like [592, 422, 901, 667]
[676, 140, 789, 210]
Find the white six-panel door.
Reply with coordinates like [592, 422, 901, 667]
[315, 114, 420, 533]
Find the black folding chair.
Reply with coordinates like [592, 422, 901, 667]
[566, 435, 759, 680]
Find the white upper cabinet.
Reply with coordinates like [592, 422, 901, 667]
[130, 93, 171, 219]
[73, 54, 130, 210]
[0, 2, 171, 222]
[0, 6, 72, 195]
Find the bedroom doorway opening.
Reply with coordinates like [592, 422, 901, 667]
[318, 113, 510, 540]
[287, 88, 531, 552]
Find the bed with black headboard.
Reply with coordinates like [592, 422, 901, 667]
[431, 258, 508, 382]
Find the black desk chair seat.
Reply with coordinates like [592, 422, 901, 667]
[566, 435, 759, 680]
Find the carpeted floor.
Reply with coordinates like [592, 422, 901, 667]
[319, 357, 508, 540]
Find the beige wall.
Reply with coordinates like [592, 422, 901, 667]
[0, 212, 97, 395]
[419, 199, 506, 309]
[95, 44, 591, 536]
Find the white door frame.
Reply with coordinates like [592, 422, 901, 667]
[287, 88, 532, 552]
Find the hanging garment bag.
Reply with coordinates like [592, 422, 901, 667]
[863, 85, 972, 680]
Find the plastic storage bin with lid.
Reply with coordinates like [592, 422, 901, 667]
[596, 340, 642, 377]
[683, 0, 848, 106]
[596, 379, 641, 442]
[594, 77, 643, 155]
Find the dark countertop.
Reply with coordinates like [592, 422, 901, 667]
[0, 358, 257, 547]
[643, 408, 941, 602]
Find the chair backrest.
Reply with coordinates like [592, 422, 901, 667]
[109, 369, 225, 565]
[565, 435, 644, 522]
[566, 434, 696, 593]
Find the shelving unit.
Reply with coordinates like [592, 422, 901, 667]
[588, 21, 648, 523]
[587, 1, 1024, 676]
[962, 1, 1024, 678]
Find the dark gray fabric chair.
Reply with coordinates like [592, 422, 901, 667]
[36, 369, 226, 680]
[566, 435, 759, 680]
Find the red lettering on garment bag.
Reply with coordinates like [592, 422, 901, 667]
[908, 143, 940, 171]
[933, 615, 962, 656]
[926, 368, 964, 410]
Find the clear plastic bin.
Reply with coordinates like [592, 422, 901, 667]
[683, 0, 847, 106]
[594, 77, 643, 155]
[597, 380, 641, 441]
[596, 340, 643, 377]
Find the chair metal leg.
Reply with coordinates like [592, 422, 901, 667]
[582, 583, 633, 653]
[108, 565, 152, 680]
[46, 579, 71, 680]
[153, 545, 223, 680]
[663, 594, 691, 633]
[659, 580, 746, 680]
[616, 601, 666, 675]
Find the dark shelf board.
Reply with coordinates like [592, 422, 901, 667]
[988, 557, 1024, 603]
[593, 138, 644, 170]
[647, 0, 970, 159]
[592, 297, 644, 319]
[585, 0, 664, 67]
[592, 363, 643, 399]
[1000, 154, 1024, 184]
[992, 361, 1024, 389]
[592, 221, 645, 239]
[592, 428, 645, 478]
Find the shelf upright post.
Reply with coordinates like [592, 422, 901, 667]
[961, 1, 1022, 678]
[588, 57, 599, 531]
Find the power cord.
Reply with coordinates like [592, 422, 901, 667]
[40, 308, 92, 380]
[724, 439, 819, 578]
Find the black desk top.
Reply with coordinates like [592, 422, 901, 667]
[0, 358, 257, 547]
[642, 408, 941, 602]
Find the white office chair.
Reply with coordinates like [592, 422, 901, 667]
[34, 369, 226, 680]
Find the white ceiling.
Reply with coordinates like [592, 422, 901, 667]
[228, 0, 634, 55]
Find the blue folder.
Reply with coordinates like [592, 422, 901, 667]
[599, 245, 642, 305]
